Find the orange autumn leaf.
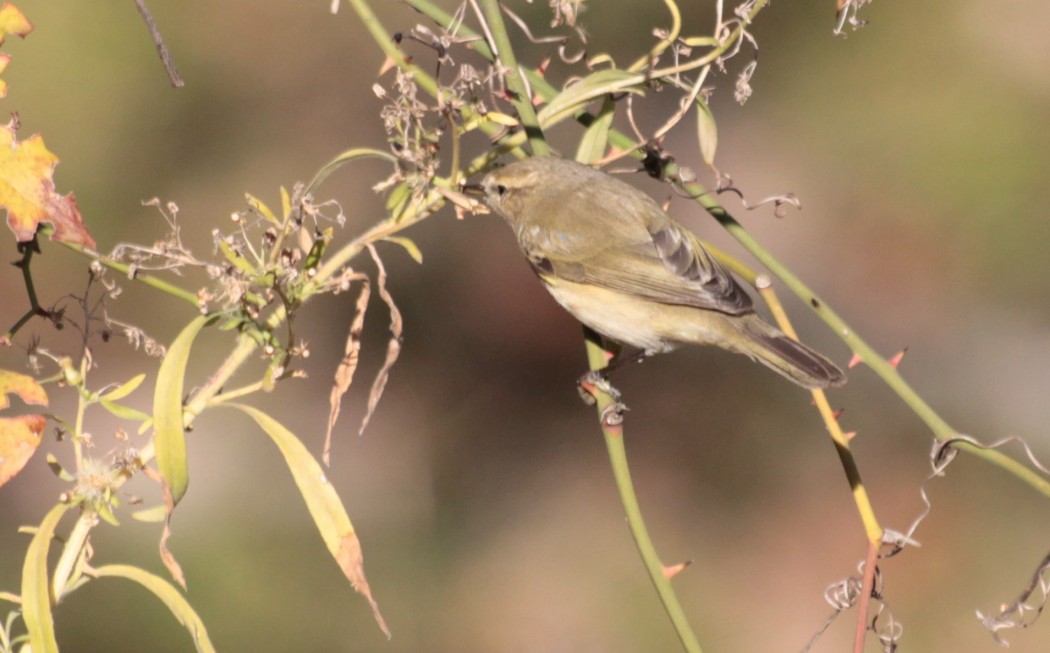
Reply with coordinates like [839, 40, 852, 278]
[0, 120, 95, 247]
[0, 3, 33, 98]
[0, 368, 48, 488]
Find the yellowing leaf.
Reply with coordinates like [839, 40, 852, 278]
[23, 503, 69, 653]
[484, 111, 520, 127]
[99, 373, 146, 402]
[154, 315, 213, 506]
[0, 368, 48, 408]
[92, 564, 216, 653]
[383, 236, 423, 264]
[695, 97, 718, 166]
[0, 54, 12, 98]
[226, 403, 390, 638]
[0, 5, 32, 44]
[245, 193, 279, 225]
[0, 414, 45, 487]
[0, 121, 94, 247]
[0, 368, 48, 487]
[0, 4, 33, 98]
[46, 452, 74, 481]
[131, 505, 167, 523]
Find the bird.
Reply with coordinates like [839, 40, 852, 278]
[478, 156, 846, 389]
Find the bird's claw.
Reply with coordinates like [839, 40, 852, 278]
[600, 402, 628, 426]
[576, 370, 622, 405]
[576, 384, 598, 406]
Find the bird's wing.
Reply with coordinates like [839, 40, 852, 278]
[530, 212, 754, 316]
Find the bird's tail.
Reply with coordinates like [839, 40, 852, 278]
[735, 314, 846, 389]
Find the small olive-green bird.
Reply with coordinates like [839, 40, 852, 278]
[480, 156, 846, 389]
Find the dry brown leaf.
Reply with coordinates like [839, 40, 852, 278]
[337, 531, 390, 638]
[324, 274, 370, 465]
[142, 465, 187, 589]
[359, 245, 402, 437]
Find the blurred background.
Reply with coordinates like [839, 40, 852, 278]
[2, 1, 1049, 651]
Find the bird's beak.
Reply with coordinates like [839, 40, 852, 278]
[460, 182, 485, 197]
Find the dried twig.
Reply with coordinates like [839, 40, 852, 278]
[133, 0, 185, 87]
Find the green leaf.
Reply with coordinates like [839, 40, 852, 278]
[383, 236, 423, 264]
[575, 95, 616, 165]
[99, 373, 146, 402]
[22, 503, 70, 653]
[225, 403, 390, 638]
[99, 399, 150, 423]
[538, 69, 645, 129]
[280, 186, 291, 221]
[131, 505, 167, 523]
[153, 315, 213, 505]
[695, 96, 718, 166]
[92, 564, 216, 653]
[306, 147, 398, 196]
[217, 238, 256, 276]
[384, 181, 411, 221]
[45, 453, 74, 481]
[97, 500, 120, 526]
[245, 193, 280, 225]
[303, 227, 332, 271]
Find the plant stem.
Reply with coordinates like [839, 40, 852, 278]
[759, 282, 884, 544]
[584, 336, 702, 653]
[345, 0, 439, 97]
[59, 242, 200, 307]
[478, 0, 549, 156]
[690, 195, 1050, 498]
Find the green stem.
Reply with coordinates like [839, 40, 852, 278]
[345, 0, 439, 97]
[479, 0, 549, 156]
[688, 196, 1050, 498]
[759, 283, 884, 544]
[583, 337, 702, 653]
[606, 433, 703, 653]
[627, 0, 682, 72]
[59, 241, 200, 308]
[531, 56, 1050, 498]
[648, 0, 768, 79]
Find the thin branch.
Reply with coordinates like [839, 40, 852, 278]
[853, 540, 879, 653]
[133, 0, 185, 87]
[402, 0, 1050, 497]
[59, 240, 201, 308]
[478, 0, 549, 156]
[581, 332, 703, 653]
[757, 278, 884, 544]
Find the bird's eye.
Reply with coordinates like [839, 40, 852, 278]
[495, 184, 507, 197]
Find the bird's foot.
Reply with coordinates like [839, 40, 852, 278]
[576, 370, 622, 405]
[599, 401, 628, 426]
